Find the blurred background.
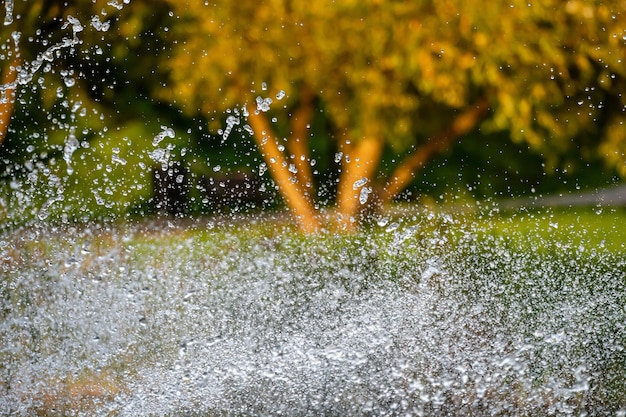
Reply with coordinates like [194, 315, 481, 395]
[0, 0, 624, 228]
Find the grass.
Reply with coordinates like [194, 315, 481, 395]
[475, 206, 626, 254]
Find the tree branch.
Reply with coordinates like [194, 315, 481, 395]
[381, 96, 490, 205]
[0, 55, 20, 147]
[247, 107, 320, 233]
[336, 134, 384, 230]
[287, 86, 315, 197]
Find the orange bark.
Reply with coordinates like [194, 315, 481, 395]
[0, 56, 19, 146]
[381, 97, 490, 204]
[247, 107, 320, 233]
[336, 135, 384, 230]
[287, 87, 315, 197]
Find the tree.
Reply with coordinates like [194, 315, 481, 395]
[162, 1, 626, 231]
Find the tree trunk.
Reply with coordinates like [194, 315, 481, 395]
[0, 56, 19, 146]
[247, 107, 320, 233]
[286, 86, 315, 199]
[381, 96, 489, 205]
[335, 135, 384, 230]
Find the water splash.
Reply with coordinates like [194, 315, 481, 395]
[0, 15, 84, 100]
[256, 95, 273, 113]
[1, 213, 624, 416]
[152, 126, 175, 147]
[221, 115, 240, 142]
[353, 177, 368, 190]
[3, 0, 13, 26]
[63, 129, 80, 175]
[90, 15, 111, 32]
[107, 0, 131, 11]
[360, 186, 372, 204]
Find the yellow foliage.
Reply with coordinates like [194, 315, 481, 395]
[158, 0, 626, 188]
[600, 117, 626, 177]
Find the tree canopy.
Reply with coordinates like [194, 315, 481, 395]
[162, 0, 625, 231]
[0, 0, 624, 230]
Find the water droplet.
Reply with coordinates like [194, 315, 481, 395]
[71, 101, 82, 113]
[148, 148, 169, 169]
[81, 241, 91, 254]
[3, 0, 13, 26]
[243, 124, 254, 135]
[107, 0, 125, 10]
[352, 177, 368, 189]
[256, 96, 273, 112]
[359, 186, 371, 204]
[90, 16, 110, 31]
[377, 217, 389, 227]
[63, 131, 80, 175]
[37, 208, 49, 220]
[63, 14, 83, 34]
[386, 222, 399, 232]
[111, 154, 127, 165]
[221, 115, 240, 142]
[152, 125, 175, 146]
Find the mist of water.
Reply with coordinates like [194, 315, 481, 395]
[1, 215, 624, 416]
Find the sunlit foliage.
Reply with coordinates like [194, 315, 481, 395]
[162, 0, 626, 230]
[0, 0, 624, 229]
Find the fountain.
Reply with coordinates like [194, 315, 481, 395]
[1, 2, 625, 416]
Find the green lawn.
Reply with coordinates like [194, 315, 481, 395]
[475, 207, 626, 254]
